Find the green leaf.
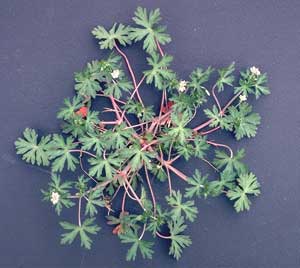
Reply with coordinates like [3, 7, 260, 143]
[130, 7, 171, 54]
[189, 66, 214, 90]
[104, 70, 133, 99]
[167, 112, 193, 144]
[49, 134, 79, 172]
[227, 102, 261, 140]
[125, 145, 155, 171]
[92, 23, 132, 50]
[150, 164, 167, 182]
[147, 205, 167, 235]
[184, 169, 213, 199]
[193, 135, 210, 159]
[119, 228, 154, 261]
[88, 154, 122, 180]
[102, 123, 134, 150]
[61, 111, 100, 138]
[234, 69, 270, 99]
[79, 131, 104, 155]
[216, 62, 235, 92]
[85, 188, 106, 217]
[41, 173, 75, 215]
[253, 73, 270, 98]
[166, 190, 198, 222]
[227, 172, 260, 212]
[124, 100, 155, 122]
[168, 216, 192, 260]
[144, 53, 174, 90]
[213, 148, 248, 175]
[15, 128, 51, 166]
[175, 142, 194, 161]
[60, 217, 101, 249]
[57, 96, 84, 121]
[170, 93, 197, 117]
[204, 105, 233, 130]
[107, 212, 139, 234]
[74, 70, 100, 98]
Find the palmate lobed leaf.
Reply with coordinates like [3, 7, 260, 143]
[92, 23, 132, 50]
[168, 216, 192, 260]
[213, 148, 248, 175]
[166, 190, 198, 222]
[227, 102, 261, 140]
[216, 62, 235, 92]
[119, 228, 154, 261]
[227, 172, 261, 212]
[60, 217, 101, 249]
[15, 128, 52, 166]
[130, 6, 171, 54]
[49, 134, 79, 172]
[167, 112, 193, 144]
[144, 53, 174, 90]
[88, 154, 122, 180]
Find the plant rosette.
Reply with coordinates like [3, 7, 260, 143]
[15, 6, 270, 261]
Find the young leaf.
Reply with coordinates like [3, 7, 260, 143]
[168, 216, 192, 260]
[119, 228, 154, 261]
[130, 7, 171, 54]
[166, 190, 198, 222]
[92, 23, 132, 50]
[144, 53, 174, 90]
[60, 217, 101, 249]
[15, 128, 51, 166]
[227, 172, 260, 212]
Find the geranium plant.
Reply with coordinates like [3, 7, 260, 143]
[15, 7, 270, 261]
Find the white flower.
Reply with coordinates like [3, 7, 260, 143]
[178, 80, 187, 92]
[239, 94, 247, 102]
[111, 69, 120, 79]
[50, 192, 60, 205]
[250, 66, 261, 76]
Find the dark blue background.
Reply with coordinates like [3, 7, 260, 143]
[1, 1, 299, 267]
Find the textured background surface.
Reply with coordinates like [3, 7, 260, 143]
[1, 0, 300, 267]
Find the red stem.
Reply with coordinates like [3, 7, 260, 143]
[200, 126, 221, 135]
[207, 140, 233, 158]
[144, 165, 156, 214]
[114, 42, 143, 105]
[193, 92, 242, 132]
[211, 84, 222, 112]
